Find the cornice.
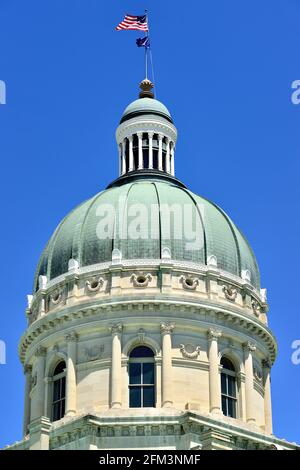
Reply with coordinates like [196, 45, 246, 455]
[19, 296, 277, 365]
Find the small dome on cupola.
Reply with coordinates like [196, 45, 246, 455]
[121, 79, 173, 124]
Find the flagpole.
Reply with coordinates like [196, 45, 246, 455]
[145, 9, 149, 79]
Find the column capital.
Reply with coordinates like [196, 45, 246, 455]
[148, 131, 154, 138]
[137, 131, 143, 139]
[158, 133, 164, 141]
[127, 135, 133, 142]
[262, 358, 272, 369]
[24, 364, 32, 374]
[110, 323, 123, 335]
[35, 346, 47, 358]
[207, 328, 222, 340]
[243, 341, 256, 352]
[65, 331, 78, 343]
[160, 322, 175, 334]
[165, 136, 170, 143]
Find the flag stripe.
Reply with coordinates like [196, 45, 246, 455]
[115, 13, 148, 31]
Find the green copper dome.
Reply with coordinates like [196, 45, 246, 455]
[34, 173, 260, 291]
[120, 97, 173, 124]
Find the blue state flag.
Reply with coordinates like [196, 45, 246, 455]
[136, 36, 150, 48]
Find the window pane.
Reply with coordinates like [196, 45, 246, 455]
[52, 402, 60, 421]
[227, 398, 236, 418]
[129, 363, 141, 384]
[221, 395, 227, 416]
[130, 346, 154, 358]
[53, 361, 66, 376]
[228, 375, 236, 398]
[221, 373, 227, 394]
[143, 386, 155, 407]
[61, 399, 65, 418]
[142, 363, 154, 385]
[61, 377, 66, 399]
[129, 386, 141, 407]
[53, 379, 60, 401]
[221, 357, 235, 371]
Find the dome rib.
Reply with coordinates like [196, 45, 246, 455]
[183, 188, 208, 265]
[78, 191, 105, 267]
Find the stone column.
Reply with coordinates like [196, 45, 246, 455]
[208, 328, 222, 414]
[158, 134, 163, 171]
[128, 135, 134, 171]
[148, 132, 154, 169]
[65, 332, 77, 416]
[165, 137, 170, 173]
[121, 140, 126, 175]
[23, 364, 32, 435]
[170, 143, 175, 176]
[160, 322, 174, 407]
[33, 346, 47, 420]
[137, 132, 143, 169]
[243, 341, 256, 423]
[262, 359, 273, 434]
[110, 323, 123, 408]
[118, 144, 122, 176]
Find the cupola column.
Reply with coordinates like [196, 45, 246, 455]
[262, 359, 273, 434]
[208, 328, 222, 414]
[148, 132, 154, 169]
[137, 132, 143, 169]
[65, 332, 77, 416]
[118, 144, 122, 176]
[243, 342, 256, 423]
[121, 140, 126, 175]
[110, 323, 123, 408]
[32, 346, 47, 420]
[160, 322, 174, 407]
[158, 134, 163, 171]
[23, 364, 32, 435]
[170, 143, 175, 176]
[165, 137, 170, 173]
[128, 135, 134, 171]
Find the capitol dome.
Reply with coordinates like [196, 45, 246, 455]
[12, 77, 292, 452]
[34, 172, 260, 291]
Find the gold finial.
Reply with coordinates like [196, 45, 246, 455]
[139, 78, 154, 98]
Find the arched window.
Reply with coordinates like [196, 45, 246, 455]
[52, 361, 66, 422]
[220, 357, 237, 418]
[129, 346, 155, 408]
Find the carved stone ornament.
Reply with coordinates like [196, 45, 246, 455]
[243, 341, 257, 352]
[160, 322, 175, 334]
[35, 346, 47, 357]
[84, 345, 104, 361]
[50, 289, 62, 305]
[179, 344, 201, 359]
[110, 323, 123, 335]
[260, 288, 267, 304]
[131, 273, 152, 288]
[86, 276, 104, 293]
[251, 299, 261, 317]
[180, 275, 199, 291]
[222, 285, 237, 301]
[65, 331, 78, 343]
[208, 328, 222, 340]
[138, 328, 146, 344]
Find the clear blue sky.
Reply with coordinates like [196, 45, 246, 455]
[0, 0, 299, 447]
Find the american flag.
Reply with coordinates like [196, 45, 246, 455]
[115, 14, 148, 32]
